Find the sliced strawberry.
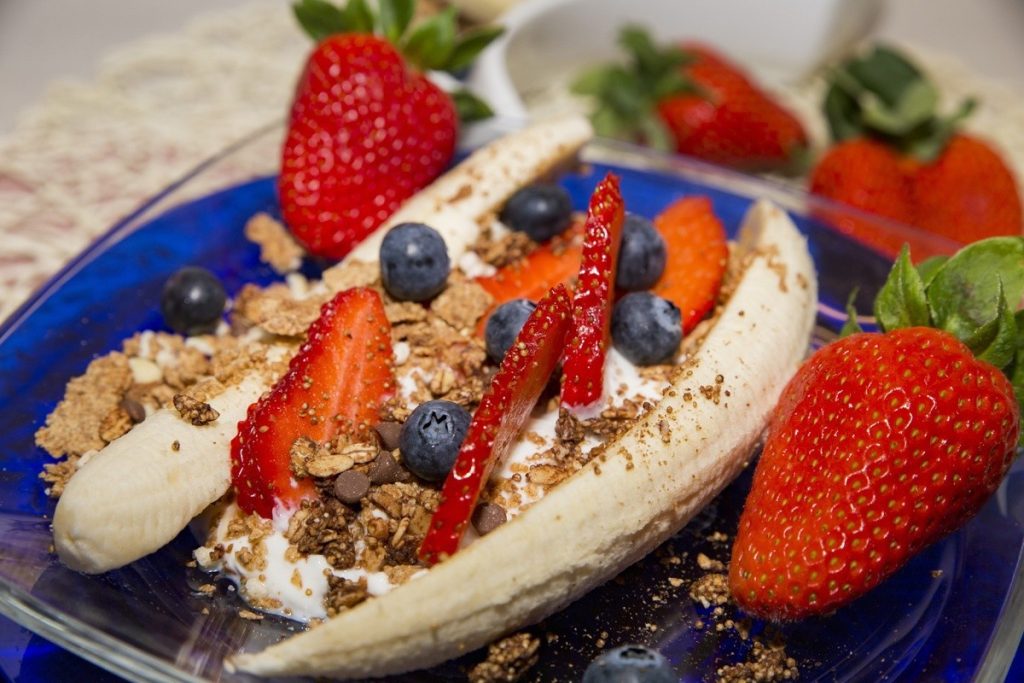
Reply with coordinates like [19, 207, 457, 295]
[231, 287, 395, 519]
[651, 196, 729, 332]
[476, 221, 584, 303]
[418, 284, 573, 565]
[561, 173, 625, 410]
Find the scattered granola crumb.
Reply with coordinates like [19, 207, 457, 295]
[39, 455, 81, 498]
[172, 393, 220, 425]
[931, 569, 944, 578]
[716, 638, 799, 683]
[468, 632, 541, 683]
[324, 575, 368, 617]
[233, 283, 326, 337]
[430, 278, 494, 332]
[322, 259, 380, 293]
[690, 573, 731, 608]
[696, 552, 726, 572]
[35, 352, 133, 457]
[197, 584, 216, 595]
[238, 609, 264, 621]
[244, 213, 304, 274]
[472, 229, 537, 268]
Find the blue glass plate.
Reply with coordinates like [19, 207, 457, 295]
[0, 127, 1021, 682]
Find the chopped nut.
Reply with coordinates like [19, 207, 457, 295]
[173, 393, 220, 425]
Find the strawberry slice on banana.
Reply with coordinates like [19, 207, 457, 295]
[231, 287, 395, 519]
[419, 284, 573, 565]
[652, 196, 729, 332]
[561, 173, 625, 410]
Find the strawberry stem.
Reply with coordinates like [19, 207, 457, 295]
[823, 44, 976, 162]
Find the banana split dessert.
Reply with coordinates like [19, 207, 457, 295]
[37, 112, 821, 678]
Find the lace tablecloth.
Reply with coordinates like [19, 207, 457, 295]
[2, 0, 1023, 325]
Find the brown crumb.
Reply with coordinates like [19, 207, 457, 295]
[322, 259, 380, 294]
[716, 638, 799, 683]
[468, 632, 540, 683]
[39, 454, 81, 498]
[98, 406, 134, 443]
[697, 553, 726, 572]
[244, 212, 303, 274]
[238, 609, 264, 621]
[324, 575, 368, 617]
[430, 278, 494, 333]
[690, 573, 731, 608]
[555, 408, 584, 444]
[472, 229, 537, 268]
[36, 352, 133, 457]
[232, 283, 326, 337]
[197, 584, 216, 595]
[172, 393, 220, 425]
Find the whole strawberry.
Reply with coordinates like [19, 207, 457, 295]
[281, 0, 500, 260]
[573, 28, 808, 173]
[730, 238, 1024, 621]
[810, 45, 1022, 257]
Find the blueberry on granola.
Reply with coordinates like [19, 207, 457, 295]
[583, 645, 676, 683]
[160, 266, 227, 335]
[611, 292, 682, 366]
[499, 183, 573, 242]
[484, 298, 537, 363]
[399, 400, 471, 481]
[379, 222, 450, 302]
[616, 213, 666, 291]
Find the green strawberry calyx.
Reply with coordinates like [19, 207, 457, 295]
[292, 0, 502, 122]
[824, 44, 976, 162]
[570, 26, 699, 153]
[843, 237, 1024, 444]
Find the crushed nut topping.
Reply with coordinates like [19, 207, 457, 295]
[172, 393, 220, 425]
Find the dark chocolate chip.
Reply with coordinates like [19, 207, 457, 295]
[471, 503, 507, 536]
[367, 450, 403, 485]
[333, 470, 370, 505]
[120, 397, 147, 424]
[374, 421, 403, 451]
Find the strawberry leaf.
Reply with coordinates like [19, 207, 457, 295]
[963, 284, 1017, 370]
[293, 0, 350, 40]
[860, 80, 938, 136]
[378, 0, 415, 43]
[343, 0, 374, 34]
[403, 6, 457, 71]
[451, 89, 493, 123]
[916, 255, 948, 287]
[926, 237, 1024, 345]
[446, 26, 504, 73]
[874, 245, 930, 332]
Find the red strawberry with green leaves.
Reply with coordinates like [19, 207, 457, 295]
[419, 284, 572, 564]
[231, 287, 395, 519]
[650, 196, 729, 332]
[810, 45, 1022, 259]
[730, 238, 1024, 620]
[573, 28, 808, 173]
[280, 0, 501, 260]
[561, 173, 625, 410]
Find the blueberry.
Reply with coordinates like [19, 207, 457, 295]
[484, 299, 537, 363]
[160, 266, 226, 335]
[583, 645, 676, 683]
[380, 222, 450, 302]
[399, 400, 471, 481]
[499, 183, 573, 242]
[611, 292, 682, 366]
[616, 214, 667, 291]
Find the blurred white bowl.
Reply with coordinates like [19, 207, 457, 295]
[469, 0, 882, 120]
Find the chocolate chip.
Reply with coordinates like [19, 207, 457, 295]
[374, 421, 403, 451]
[367, 450, 403, 485]
[333, 470, 370, 505]
[120, 397, 147, 424]
[472, 503, 507, 536]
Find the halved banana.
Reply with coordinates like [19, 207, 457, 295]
[51, 116, 595, 575]
[232, 200, 817, 678]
